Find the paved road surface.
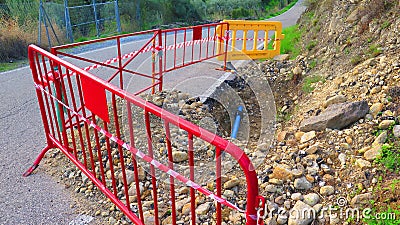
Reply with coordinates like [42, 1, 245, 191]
[0, 1, 305, 224]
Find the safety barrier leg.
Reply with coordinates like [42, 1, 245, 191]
[23, 145, 52, 177]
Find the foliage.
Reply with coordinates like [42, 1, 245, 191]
[367, 44, 382, 57]
[302, 75, 325, 93]
[375, 144, 400, 172]
[280, 25, 302, 57]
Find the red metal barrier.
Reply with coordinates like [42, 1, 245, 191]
[51, 23, 229, 95]
[24, 40, 264, 224]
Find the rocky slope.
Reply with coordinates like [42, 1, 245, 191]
[251, 0, 400, 224]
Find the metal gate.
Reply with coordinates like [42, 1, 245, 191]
[23, 22, 270, 225]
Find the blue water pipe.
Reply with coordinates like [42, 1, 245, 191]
[231, 105, 243, 139]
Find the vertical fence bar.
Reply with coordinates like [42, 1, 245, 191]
[103, 122, 119, 196]
[127, 102, 145, 223]
[182, 30, 187, 67]
[38, 0, 43, 46]
[112, 94, 131, 210]
[164, 122, 177, 225]
[216, 146, 222, 224]
[144, 112, 159, 225]
[188, 133, 196, 225]
[91, 114, 106, 185]
[117, 37, 123, 89]
[114, 0, 121, 33]
[157, 30, 163, 92]
[92, 0, 100, 37]
[64, 0, 74, 42]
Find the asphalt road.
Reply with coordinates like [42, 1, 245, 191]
[0, 1, 305, 224]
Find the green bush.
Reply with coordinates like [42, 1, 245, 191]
[231, 7, 250, 19]
[375, 144, 400, 172]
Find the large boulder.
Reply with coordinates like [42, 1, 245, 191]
[300, 101, 369, 132]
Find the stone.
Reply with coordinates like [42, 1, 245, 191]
[345, 136, 353, 144]
[291, 193, 303, 201]
[320, 186, 335, 196]
[369, 103, 384, 118]
[277, 214, 288, 224]
[271, 164, 294, 181]
[275, 195, 285, 205]
[273, 54, 290, 61]
[370, 86, 382, 94]
[138, 166, 146, 181]
[346, 8, 360, 23]
[300, 131, 316, 143]
[338, 153, 346, 166]
[288, 201, 315, 225]
[373, 131, 387, 146]
[228, 211, 242, 223]
[303, 193, 320, 206]
[379, 120, 395, 129]
[305, 144, 318, 154]
[119, 170, 135, 185]
[269, 178, 284, 185]
[176, 199, 190, 211]
[224, 178, 240, 189]
[162, 216, 172, 225]
[355, 158, 372, 169]
[144, 211, 156, 224]
[294, 131, 305, 141]
[330, 216, 341, 225]
[265, 217, 278, 225]
[294, 177, 313, 190]
[128, 182, 144, 196]
[265, 184, 278, 193]
[172, 151, 188, 162]
[364, 145, 382, 161]
[277, 131, 288, 142]
[293, 66, 302, 75]
[223, 190, 235, 198]
[300, 101, 369, 132]
[323, 95, 347, 108]
[350, 193, 373, 206]
[394, 125, 400, 137]
[81, 173, 89, 184]
[182, 203, 191, 215]
[195, 202, 211, 215]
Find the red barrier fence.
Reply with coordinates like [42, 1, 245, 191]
[24, 22, 266, 225]
[51, 23, 229, 95]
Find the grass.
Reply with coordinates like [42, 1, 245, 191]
[302, 75, 325, 93]
[0, 60, 28, 72]
[381, 21, 391, 29]
[351, 55, 362, 65]
[280, 25, 302, 58]
[375, 144, 400, 172]
[367, 44, 382, 57]
[306, 40, 317, 51]
[309, 59, 317, 69]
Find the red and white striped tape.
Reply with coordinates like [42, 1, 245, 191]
[79, 35, 270, 73]
[40, 35, 274, 86]
[35, 82, 244, 213]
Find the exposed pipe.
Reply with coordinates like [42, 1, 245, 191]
[231, 105, 243, 139]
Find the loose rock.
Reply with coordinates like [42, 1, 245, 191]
[300, 101, 369, 132]
[294, 177, 313, 190]
[320, 186, 335, 196]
